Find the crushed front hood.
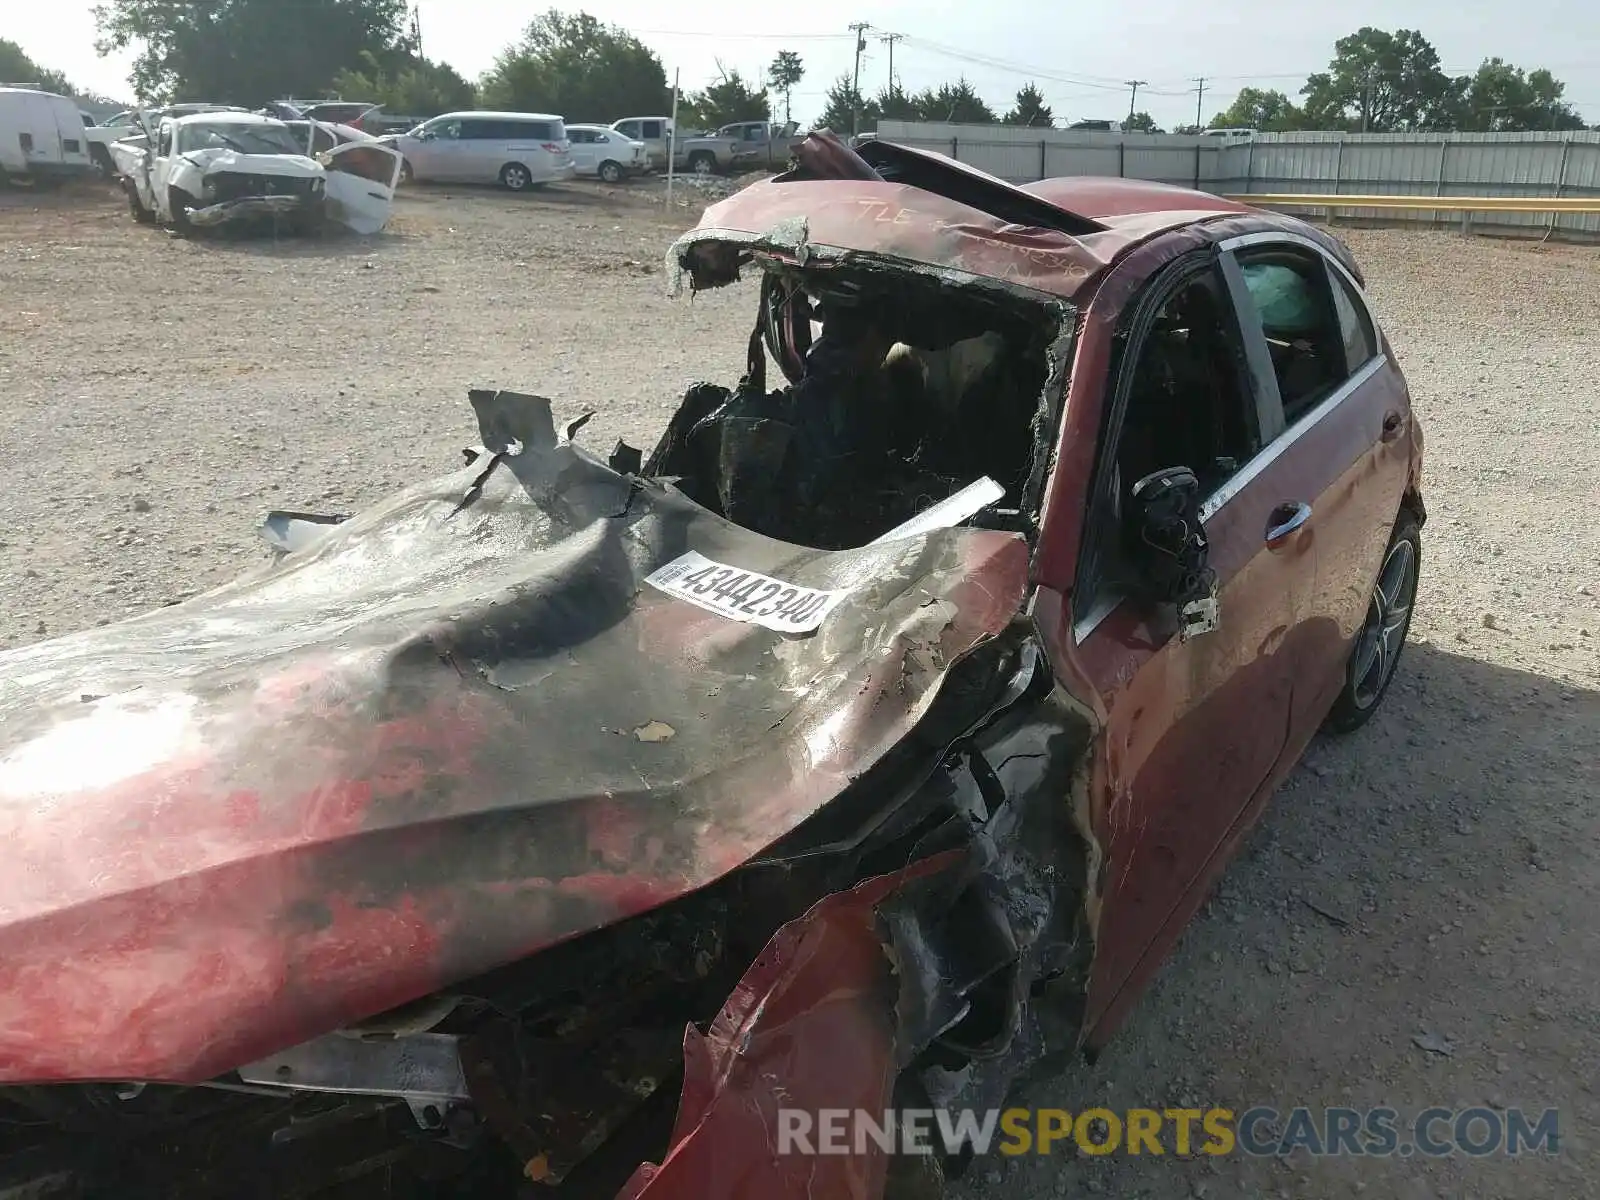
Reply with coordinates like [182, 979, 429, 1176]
[185, 148, 323, 179]
[0, 391, 1028, 1085]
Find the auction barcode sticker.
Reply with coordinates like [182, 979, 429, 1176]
[644, 551, 851, 634]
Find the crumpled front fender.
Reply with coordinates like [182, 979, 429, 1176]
[620, 855, 961, 1200]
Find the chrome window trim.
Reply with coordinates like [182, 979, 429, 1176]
[1072, 233, 1387, 645]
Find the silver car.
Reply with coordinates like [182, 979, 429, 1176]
[564, 124, 647, 182]
[387, 111, 575, 191]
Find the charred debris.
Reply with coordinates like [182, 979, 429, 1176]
[633, 134, 1080, 553]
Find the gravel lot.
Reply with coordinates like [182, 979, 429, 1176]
[2, 180, 1597, 1199]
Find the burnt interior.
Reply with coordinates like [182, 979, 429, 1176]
[641, 261, 1064, 550]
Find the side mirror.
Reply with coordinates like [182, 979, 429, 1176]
[1126, 467, 1219, 640]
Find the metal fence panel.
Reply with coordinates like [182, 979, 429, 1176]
[870, 122, 1600, 237]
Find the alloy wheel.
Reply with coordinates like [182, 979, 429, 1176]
[1350, 538, 1417, 709]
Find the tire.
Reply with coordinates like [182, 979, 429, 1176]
[399, 159, 414, 184]
[125, 179, 154, 225]
[688, 151, 716, 176]
[499, 162, 532, 192]
[598, 159, 623, 184]
[1325, 510, 1422, 734]
[167, 186, 194, 234]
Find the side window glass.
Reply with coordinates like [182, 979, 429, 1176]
[1327, 268, 1378, 374]
[593, 132, 609, 143]
[1076, 266, 1261, 623]
[1235, 255, 1347, 425]
[616, 121, 638, 138]
[311, 125, 338, 155]
[641, 120, 661, 139]
[158, 125, 173, 155]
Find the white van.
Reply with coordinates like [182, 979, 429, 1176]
[384, 111, 574, 191]
[0, 88, 94, 184]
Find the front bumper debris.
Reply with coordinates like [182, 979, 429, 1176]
[187, 194, 311, 227]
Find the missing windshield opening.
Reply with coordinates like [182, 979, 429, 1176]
[645, 261, 1067, 551]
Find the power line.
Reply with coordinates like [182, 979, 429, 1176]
[632, 28, 853, 40]
[894, 36, 1137, 93]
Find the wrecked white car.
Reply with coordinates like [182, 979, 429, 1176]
[111, 111, 401, 236]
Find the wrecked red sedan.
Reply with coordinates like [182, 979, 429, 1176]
[0, 135, 1424, 1198]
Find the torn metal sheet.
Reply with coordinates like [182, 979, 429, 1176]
[869, 476, 1006, 546]
[0, 389, 1030, 1086]
[187, 193, 303, 227]
[259, 509, 349, 556]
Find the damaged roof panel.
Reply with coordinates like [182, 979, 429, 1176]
[675, 133, 1251, 300]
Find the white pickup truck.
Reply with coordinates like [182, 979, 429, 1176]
[112, 110, 402, 235]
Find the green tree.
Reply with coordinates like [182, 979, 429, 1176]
[1460, 58, 1585, 131]
[767, 50, 804, 125]
[1300, 27, 1465, 132]
[682, 64, 769, 130]
[331, 51, 476, 117]
[1004, 82, 1054, 127]
[93, 0, 409, 103]
[1210, 87, 1306, 131]
[0, 37, 74, 94]
[815, 74, 875, 135]
[1123, 110, 1162, 133]
[479, 9, 669, 123]
[874, 84, 920, 123]
[908, 77, 997, 123]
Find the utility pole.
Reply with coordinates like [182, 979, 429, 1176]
[1125, 79, 1147, 123]
[849, 22, 872, 137]
[880, 32, 904, 92]
[1193, 77, 1206, 129]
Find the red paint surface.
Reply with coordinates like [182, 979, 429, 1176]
[619, 856, 959, 1200]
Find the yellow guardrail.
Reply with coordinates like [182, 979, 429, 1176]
[1224, 193, 1600, 214]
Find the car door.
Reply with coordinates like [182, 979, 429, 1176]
[1219, 233, 1413, 746]
[638, 119, 666, 169]
[322, 141, 403, 234]
[1066, 246, 1322, 1044]
[148, 119, 176, 215]
[456, 118, 501, 182]
[567, 128, 596, 173]
[414, 118, 463, 180]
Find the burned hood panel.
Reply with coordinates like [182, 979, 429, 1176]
[0, 392, 1029, 1085]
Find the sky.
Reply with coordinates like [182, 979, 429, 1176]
[11, 0, 1600, 129]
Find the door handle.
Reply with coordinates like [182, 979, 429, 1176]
[1381, 411, 1405, 442]
[1266, 501, 1313, 549]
